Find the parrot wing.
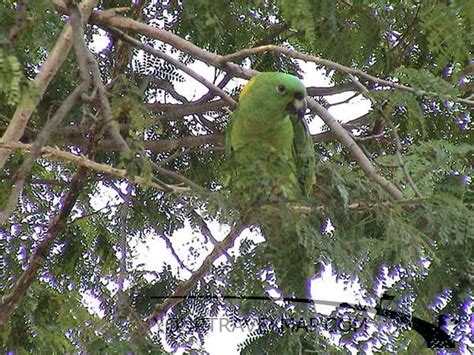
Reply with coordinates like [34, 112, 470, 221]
[291, 116, 316, 197]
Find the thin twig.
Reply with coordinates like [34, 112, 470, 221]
[156, 148, 189, 167]
[348, 73, 422, 198]
[150, 161, 203, 191]
[219, 45, 473, 106]
[328, 93, 360, 107]
[144, 211, 193, 273]
[195, 72, 233, 104]
[176, 197, 232, 260]
[69, 202, 118, 224]
[386, 119, 422, 198]
[115, 182, 132, 319]
[103, 25, 238, 109]
[146, 84, 356, 121]
[145, 76, 189, 103]
[353, 132, 385, 142]
[290, 199, 423, 214]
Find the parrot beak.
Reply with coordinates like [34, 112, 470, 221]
[286, 92, 307, 119]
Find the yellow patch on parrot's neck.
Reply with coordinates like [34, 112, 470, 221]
[239, 76, 258, 101]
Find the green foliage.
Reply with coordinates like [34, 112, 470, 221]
[278, 0, 384, 70]
[395, 66, 459, 98]
[0, 0, 472, 353]
[0, 49, 23, 105]
[420, 2, 471, 74]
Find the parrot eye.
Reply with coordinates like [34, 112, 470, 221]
[276, 84, 286, 95]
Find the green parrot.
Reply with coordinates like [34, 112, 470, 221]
[226, 72, 315, 203]
[225, 72, 317, 298]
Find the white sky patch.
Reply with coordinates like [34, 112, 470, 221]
[310, 264, 365, 316]
[89, 27, 111, 53]
[174, 62, 222, 101]
[82, 289, 105, 318]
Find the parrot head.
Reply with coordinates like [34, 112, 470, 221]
[239, 72, 308, 120]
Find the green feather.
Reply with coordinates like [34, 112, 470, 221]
[225, 72, 317, 297]
[226, 72, 315, 201]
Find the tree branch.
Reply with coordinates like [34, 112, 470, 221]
[0, 142, 189, 194]
[145, 224, 247, 327]
[114, 182, 132, 319]
[51, 0, 259, 79]
[150, 161, 203, 191]
[0, 165, 89, 328]
[176, 197, 232, 260]
[0, 0, 98, 170]
[195, 72, 233, 104]
[307, 98, 404, 200]
[347, 73, 422, 198]
[219, 45, 474, 106]
[103, 25, 238, 109]
[147, 83, 356, 120]
[54, 1, 473, 108]
[0, 84, 85, 224]
[143, 209, 193, 273]
[67, 1, 132, 156]
[41, 111, 374, 154]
